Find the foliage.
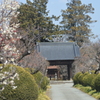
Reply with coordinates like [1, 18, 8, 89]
[92, 92, 100, 99]
[74, 84, 92, 93]
[25, 68, 49, 91]
[73, 71, 100, 93]
[0, 64, 19, 95]
[73, 72, 89, 85]
[1, 64, 39, 100]
[94, 73, 100, 92]
[74, 84, 100, 99]
[77, 72, 85, 85]
[73, 72, 82, 85]
[60, 0, 96, 46]
[18, 0, 49, 29]
[74, 84, 83, 89]
[88, 90, 96, 96]
[18, 0, 59, 42]
[82, 73, 95, 87]
[80, 86, 92, 93]
[40, 76, 49, 91]
[36, 92, 50, 100]
[91, 74, 97, 90]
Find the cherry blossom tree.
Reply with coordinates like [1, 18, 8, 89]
[0, 0, 20, 64]
[0, 1, 49, 98]
[0, 0, 49, 71]
[0, 0, 20, 98]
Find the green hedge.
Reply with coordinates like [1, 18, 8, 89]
[0, 64, 39, 100]
[94, 73, 100, 92]
[25, 68, 49, 91]
[82, 73, 95, 87]
[78, 73, 84, 85]
[73, 72, 82, 85]
[73, 71, 100, 92]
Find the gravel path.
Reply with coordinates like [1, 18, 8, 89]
[47, 82, 97, 100]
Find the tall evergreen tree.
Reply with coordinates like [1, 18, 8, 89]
[18, 0, 58, 42]
[60, 0, 96, 46]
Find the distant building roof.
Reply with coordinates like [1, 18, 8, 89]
[36, 42, 80, 61]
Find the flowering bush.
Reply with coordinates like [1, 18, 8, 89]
[0, 64, 39, 100]
[0, 64, 19, 92]
[0, 1, 22, 99]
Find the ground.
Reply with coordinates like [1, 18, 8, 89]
[47, 80, 97, 100]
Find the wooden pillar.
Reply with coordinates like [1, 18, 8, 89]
[67, 64, 72, 80]
[57, 69, 60, 79]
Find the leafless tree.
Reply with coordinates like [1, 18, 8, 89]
[73, 42, 98, 74]
[18, 50, 49, 75]
[91, 40, 100, 73]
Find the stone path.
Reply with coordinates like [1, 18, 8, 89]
[47, 81, 97, 100]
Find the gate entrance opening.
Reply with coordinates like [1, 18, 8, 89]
[36, 42, 80, 80]
[47, 66, 60, 80]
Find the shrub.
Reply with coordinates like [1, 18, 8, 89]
[1, 64, 39, 100]
[74, 84, 92, 93]
[25, 68, 49, 91]
[74, 84, 83, 89]
[33, 71, 49, 91]
[80, 86, 92, 93]
[88, 90, 96, 96]
[40, 76, 49, 91]
[94, 73, 100, 92]
[78, 73, 84, 85]
[91, 74, 97, 90]
[82, 73, 95, 87]
[73, 72, 82, 85]
[92, 92, 100, 99]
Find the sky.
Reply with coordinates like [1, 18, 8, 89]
[20, 0, 100, 42]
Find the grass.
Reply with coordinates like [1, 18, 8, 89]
[92, 92, 100, 99]
[36, 85, 51, 100]
[36, 92, 50, 100]
[74, 84, 100, 99]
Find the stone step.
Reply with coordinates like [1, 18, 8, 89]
[50, 80, 73, 84]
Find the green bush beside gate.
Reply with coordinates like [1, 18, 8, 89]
[0, 64, 39, 100]
[73, 72, 98, 90]
[0, 64, 49, 100]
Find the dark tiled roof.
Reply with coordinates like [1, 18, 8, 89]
[36, 42, 80, 61]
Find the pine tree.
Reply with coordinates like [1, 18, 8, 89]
[18, 0, 57, 42]
[60, 0, 96, 46]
